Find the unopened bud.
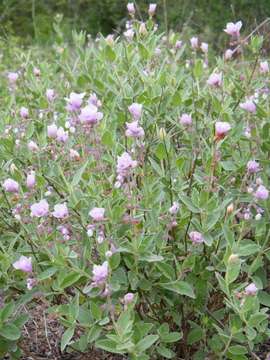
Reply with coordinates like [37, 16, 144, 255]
[228, 254, 239, 264]
[159, 128, 166, 140]
[226, 203, 234, 214]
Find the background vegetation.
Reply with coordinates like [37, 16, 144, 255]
[1, 0, 270, 46]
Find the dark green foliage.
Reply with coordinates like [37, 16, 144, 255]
[1, 0, 270, 45]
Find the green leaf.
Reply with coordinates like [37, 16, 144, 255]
[135, 335, 159, 353]
[96, 339, 124, 354]
[157, 345, 175, 358]
[37, 267, 58, 281]
[248, 313, 268, 327]
[161, 332, 183, 343]
[228, 345, 248, 355]
[104, 45, 116, 62]
[60, 272, 82, 289]
[187, 327, 203, 345]
[258, 291, 270, 307]
[225, 257, 241, 285]
[138, 43, 149, 60]
[0, 323, 20, 341]
[193, 59, 203, 79]
[61, 327, 75, 352]
[0, 302, 15, 322]
[159, 280, 195, 298]
[71, 161, 89, 186]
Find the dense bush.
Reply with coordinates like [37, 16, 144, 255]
[1, 0, 270, 47]
[0, 5, 270, 359]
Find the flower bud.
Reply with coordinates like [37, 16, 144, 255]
[159, 127, 167, 140]
[228, 254, 239, 264]
[226, 203, 234, 215]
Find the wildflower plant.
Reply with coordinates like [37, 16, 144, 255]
[0, 4, 270, 360]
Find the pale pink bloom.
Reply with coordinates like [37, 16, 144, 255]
[128, 103, 142, 120]
[139, 23, 147, 36]
[52, 203, 69, 219]
[180, 113, 192, 126]
[88, 93, 102, 108]
[8, 72, 19, 84]
[3, 178, 19, 193]
[20, 107, 29, 118]
[69, 149, 80, 160]
[79, 105, 103, 124]
[127, 3, 135, 15]
[215, 121, 231, 138]
[26, 278, 36, 290]
[66, 92, 85, 112]
[92, 261, 109, 285]
[33, 67, 40, 76]
[247, 160, 260, 174]
[124, 29, 135, 41]
[200, 42, 208, 53]
[240, 100, 256, 113]
[148, 3, 157, 16]
[30, 199, 49, 217]
[224, 49, 233, 60]
[47, 123, 58, 138]
[26, 171, 36, 189]
[155, 47, 161, 56]
[207, 72, 222, 87]
[190, 37, 199, 49]
[125, 121, 144, 138]
[46, 89, 55, 102]
[245, 283, 258, 296]
[260, 61, 269, 74]
[254, 185, 269, 200]
[224, 21, 242, 37]
[89, 207, 105, 221]
[106, 34, 114, 46]
[28, 141, 39, 152]
[56, 127, 69, 143]
[13, 256, 32, 273]
[116, 152, 137, 177]
[175, 40, 183, 49]
[124, 293, 134, 304]
[189, 231, 204, 244]
[169, 202, 179, 215]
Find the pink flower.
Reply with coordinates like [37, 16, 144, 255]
[26, 171, 36, 189]
[8, 72, 19, 84]
[224, 49, 233, 60]
[128, 103, 142, 120]
[66, 92, 85, 112]
[240, 100, 256, 113]
[127, 3, 135, 15]
[28, 141, 39, 152]
[125, 121, 144, 138]
[254, 185, 269, 200]
[189, 231, 204, 244]
[124, 293, 134, 304]
[260, 61, 269, 74]
[79, 105, 103, 125]
[148, 3, 157, 16]
[89, 207, 105, 221]
[56, 127, 69, 143]
[190, 37, 199, 49]
[26, 278, 36, 290]
[180, 113, 192, 126]
[200, 42, 208, 53]
[30, 199, 49, 217]
[207, 73, 222, 87]
[247, 160, 260, 174]
[69, 149, 80, 160]
[88, 93, 102, 108]
[175, 40, 183, 49]
[52, 203, 69, 219]
[124, 29, 135, 41]
[92, 261, 109, 286]
[169, 202, 179, 215]
[13, 256, 32, 273]
[20, 107, 29, 119]
[155, 47, 161, 56]
[47, 123, 58, 138]
[215, 121, 231, 139]
[245, 283, 258, 296]
[116, 152, 137, 178]
[224, 21, 242, 37]
[33, 67, 40, 76]
[3, 178, 19, 193]
[46, 89, 55, 102]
